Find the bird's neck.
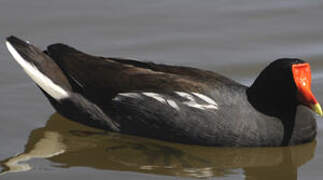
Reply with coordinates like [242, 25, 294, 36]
[247, 85, 298, 146]
[246, 85, 297, 119]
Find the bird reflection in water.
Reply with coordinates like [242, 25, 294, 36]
[0, 113, 316, 179]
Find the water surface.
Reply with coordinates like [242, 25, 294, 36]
[1, 0, 323, 179]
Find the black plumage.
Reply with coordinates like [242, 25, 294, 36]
[6, 36, 319, 147]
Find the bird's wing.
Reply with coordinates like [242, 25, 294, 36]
[46, 44, 238, 106]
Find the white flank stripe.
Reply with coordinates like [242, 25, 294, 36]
[167, 99, 180, 111]
[142, 92, 166, 104]
[118, 92, 141, 98]
[176, 91, 218, 110]
[185, 102, 218, 110]
[118, 92, 180, 111]
[6, 41, 69, 100]
[192, 93, 218, 106]
[175, 91, 195, 101]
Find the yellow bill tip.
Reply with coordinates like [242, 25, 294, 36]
[312, 103, 323, 117]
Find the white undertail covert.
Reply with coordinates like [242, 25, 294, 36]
[6, 41, 69, 100]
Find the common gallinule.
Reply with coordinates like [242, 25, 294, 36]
[6, 36, 322, 147]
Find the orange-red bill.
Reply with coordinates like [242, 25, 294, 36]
[292, 63, 322, 116]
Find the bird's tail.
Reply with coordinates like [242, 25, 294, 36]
[6, 36, 72, 100]
[6, 36, 119, 131]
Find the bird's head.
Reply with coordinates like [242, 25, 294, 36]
[247, 58, 322, 117]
